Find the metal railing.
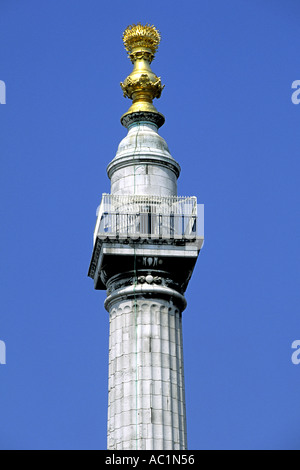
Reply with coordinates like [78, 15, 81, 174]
[94, 194, 204, 242]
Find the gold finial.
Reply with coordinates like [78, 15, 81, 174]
[122, 23, 161, 63]
[120, 23, 165, 128]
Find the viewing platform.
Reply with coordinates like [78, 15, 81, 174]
[93, 194, 204, 243]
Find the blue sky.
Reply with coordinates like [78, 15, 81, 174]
[0, 0, 299, 450]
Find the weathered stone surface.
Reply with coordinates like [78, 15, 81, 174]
[107, 122, 181, 197]
[106, 297, 187, 450]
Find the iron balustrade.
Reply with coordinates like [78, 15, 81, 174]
[94, 194, 203, 241]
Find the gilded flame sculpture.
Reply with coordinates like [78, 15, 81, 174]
[120, 23, 165, 128]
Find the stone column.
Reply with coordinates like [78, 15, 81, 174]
[105, 281, 187, 450]
[88, 24, 204, 452]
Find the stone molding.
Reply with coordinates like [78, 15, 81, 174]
[106, 272, 181, 296]
[120, 111, 165, 129]
[104, 282, 187, 313]
[107, 152, 181, 181]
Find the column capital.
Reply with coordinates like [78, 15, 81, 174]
[104, 281, 187, 313]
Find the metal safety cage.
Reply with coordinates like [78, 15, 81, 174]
[94, 194, 204, 243]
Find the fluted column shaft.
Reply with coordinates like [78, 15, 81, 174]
[106, 292, 187, 450]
